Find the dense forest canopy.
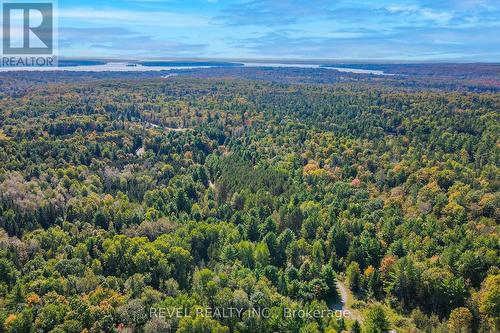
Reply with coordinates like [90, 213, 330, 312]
[0, 69, 498, 333]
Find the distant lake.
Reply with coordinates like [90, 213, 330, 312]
[140, 61, 243, 67]
[0, 61, 391, 75]
[0, 62, 213, 72]
[321, 66, 389, 75]
[245, 63, 392, 75]
[243, 62, 322, 68]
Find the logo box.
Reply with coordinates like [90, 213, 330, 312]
[1, 0, 57, 66]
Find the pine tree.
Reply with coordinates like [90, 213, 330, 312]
[365, 305, 389, 333]
[350, 320, 362, 333]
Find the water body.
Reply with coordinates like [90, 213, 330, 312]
[0, 61, 391, 75]
[141, 61, 243, 67]
[322, 66, 389, 75]
[0, 62, 213, 72]
[245, 63, 391, 75]
[243, 62, 322, 69]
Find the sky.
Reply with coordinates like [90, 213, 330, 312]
[53, 0, 500, 61]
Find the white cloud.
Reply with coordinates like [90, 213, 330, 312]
[58, 8, 210, 28]
[385, 5, 453, 24]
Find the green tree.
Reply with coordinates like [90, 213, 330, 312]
[0, 258, 18, 287]
[300, 322, 321, 333]
[255, 242, 271, 268]
[478, 274, 500, 331]
[364, 305, 389, 333]
[350, 320, 362, 333]
[447, 307, 473, 333]
[346, 261, 362, 292]
[168, 246, 192, 289]
[177, 316, 229, 333]
[387, 257, 419, 309]
[321, 265, 339, 301]
[5, 309, 33, 333]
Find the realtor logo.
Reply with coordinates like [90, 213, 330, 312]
[1, 1, 57, 66]
[3, 2, 53, 54]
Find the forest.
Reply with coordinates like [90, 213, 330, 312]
[0, 69, 498, 333]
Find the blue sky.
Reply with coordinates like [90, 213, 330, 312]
[55, 0, 500, 61]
